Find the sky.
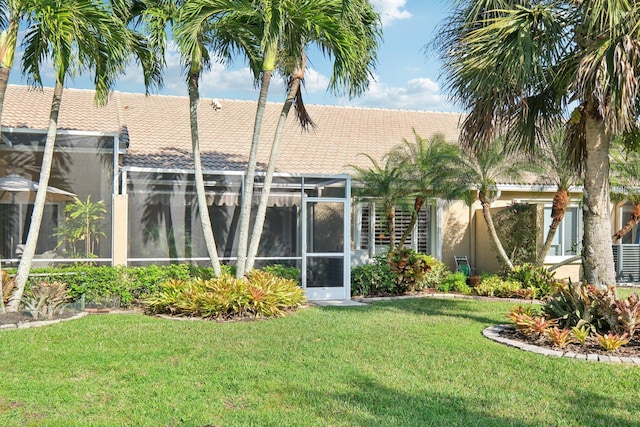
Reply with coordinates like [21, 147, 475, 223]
[9, 1, 458, 113]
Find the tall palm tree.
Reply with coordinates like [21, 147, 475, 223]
[244, 0, 381, 272]
[350, 154, 407, 250]
[535, 128, 581, 265]
[610, 147, 640, 243]
[436, 1, 640, 286]
[449, 139, 535, 270]
[0, 0, 29, 121]
[389, 131, 463, 248]
[6, 0, 129, 312]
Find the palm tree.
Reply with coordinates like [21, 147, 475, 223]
[611, 147, 640, 243]
[244, 0, 381, 272]
[6, 0, 129, 312]
[350, 154, 407, 250]
[535, 128, 581, 265]
[0, 0, 29, 121]
[436, 1, 640, 286]
[449, 139, 535, 270]
[389, 131, 463, 248]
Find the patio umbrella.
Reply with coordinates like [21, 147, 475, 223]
[0, 174, 76, 203]
[0, 174, 76, 258]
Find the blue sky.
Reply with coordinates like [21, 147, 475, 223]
[9, 1, 457, 112]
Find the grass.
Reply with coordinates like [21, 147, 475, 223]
[616, 286, 639, 300]
[1, 298, 639, 426]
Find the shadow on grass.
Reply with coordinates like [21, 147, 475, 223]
[304, 372, 537, 426]
[316, 297, 513, 326]
[564, 389, 640, 427]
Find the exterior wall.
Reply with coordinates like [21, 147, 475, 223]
[112, 195, 128, 266]
[441, 199, 472, 273]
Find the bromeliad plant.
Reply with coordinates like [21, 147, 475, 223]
[144, 272, 306, 319]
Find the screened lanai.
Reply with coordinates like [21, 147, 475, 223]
[120, 167, 352, 300]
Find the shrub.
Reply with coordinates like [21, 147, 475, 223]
[545, 327, 576, 349]
[436, 272, 472, 294]
[261, 264, 301, 285]
[507, 263, 559, 298]
[493, 203, 537, 266]
[387, 247, 431, 293]
[144, 272, 305, 319]
[542, 282, 615, 332]
[420, 256, 450, 290]
[22, 281, 70, 320]
[473, 275, 522, 298]
[351, 255, 395, 296]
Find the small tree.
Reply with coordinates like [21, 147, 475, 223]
[54, 196, 106, 258]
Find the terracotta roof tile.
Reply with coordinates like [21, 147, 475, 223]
[2, 85, 464, 174]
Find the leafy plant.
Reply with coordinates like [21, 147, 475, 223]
[474, 275, 522, 298]
[612, 293, 640, 338]
[261, 264, 301, 285]
[351, 255, 395, 296]
[144, 272, 305, 319]
[571, 326, 591, 346]
[522, 316, 558, 338]
[545, 327, 576, 349]
[543, 281, 602, 331]
[387, 247, 431, 293]
[22, 281, 70, 320]
[420, 256, 450, 289]
[507, 306, 534, 330]
[54, 196, 107, 258]
[507, 263, 558, 298]
[596, 333, 630, 352]
[437, 271, 472, 294]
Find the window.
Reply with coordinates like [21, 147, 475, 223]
[356, 201, 434, 255]
[543, 206, 582, 258]
[620, 205, 640, 244]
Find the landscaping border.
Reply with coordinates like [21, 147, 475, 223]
[483, 325, 640, 365]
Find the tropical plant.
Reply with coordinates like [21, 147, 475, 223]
[436, 0, 640, 286]
[54, 196, 106, 258]
[571, 325, 590, 346]
[387, 247, 431, 293]
[143, 271, 305, 319]
[473, 274, 522, 298]
[351, 154, 407, 249]
[507, 263, 558, 299]
[6, 0, 131, 312]
[610, 146, 640, 242]
[535, 128, 581, 264]
[350, 254, 395, 296]
[227, 0, 381, 276]
[389, 131, 463, 247]
[436, 271, 472, 294]
[448, 139, 536, 270]
[22, 280, 69, 320]
[596, 333, 629, 352]
[545, 327, 576, 349]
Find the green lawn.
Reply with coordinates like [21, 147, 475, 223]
[1, 298, 639, 426]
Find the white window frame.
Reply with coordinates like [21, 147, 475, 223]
[543, 204, 583, 264]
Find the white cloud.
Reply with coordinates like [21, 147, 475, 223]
[301, 68, 330, 93]
[371, 0, 412, 26]
[337, 75, 457, 112]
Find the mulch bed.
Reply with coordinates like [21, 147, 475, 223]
[498, 326, 640, 358]
[0, 310, 81, 326]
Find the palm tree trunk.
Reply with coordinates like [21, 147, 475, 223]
[245, 77, 301, 272]
[236, 70, 272, 278]
[398, 197, 424, 248]
[536, 189, 569, 265]
[480, 193, 514, 270]
[188, 72, 221, 275]
[6, 81, 64, 312]
[387, 206, 396, 249]
[613, 204, 640, 242]
[582, 111, 616, 286]
[0, 20, 18, 309]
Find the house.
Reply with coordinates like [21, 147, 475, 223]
[0, 85, 635, 299]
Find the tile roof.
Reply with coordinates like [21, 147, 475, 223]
[2, 84, 464, 175]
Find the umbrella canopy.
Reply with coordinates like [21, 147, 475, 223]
[0, 174, 76, 203]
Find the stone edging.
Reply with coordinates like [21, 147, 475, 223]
[483, 325, 640, 365]
[0, 311, 89, 330]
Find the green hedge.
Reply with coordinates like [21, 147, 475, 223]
[19, 264, 299, 308]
